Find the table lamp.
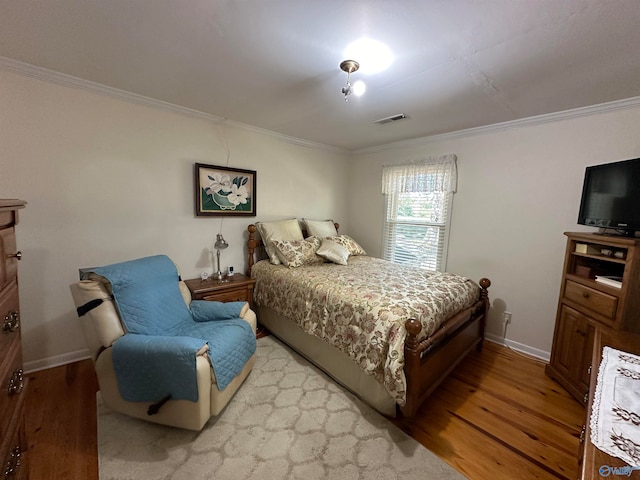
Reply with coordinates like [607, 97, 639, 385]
[214, 233, 229, 280]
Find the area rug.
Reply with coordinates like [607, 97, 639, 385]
[98, 336, 464, 480]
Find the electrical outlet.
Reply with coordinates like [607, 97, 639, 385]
[503, 311, 512, 324]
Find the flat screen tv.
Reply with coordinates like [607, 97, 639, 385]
[578, 157, 640, 237]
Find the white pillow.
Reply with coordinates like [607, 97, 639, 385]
[316, 239, 350, 265]
[255, 219, 304, 265]
[304, 218, 338, 237]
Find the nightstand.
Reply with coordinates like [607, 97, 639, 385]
[184, 273, 255, 307]
[184, 273, 267, 338]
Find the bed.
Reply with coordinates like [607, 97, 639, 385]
[246, 220, 490, 418]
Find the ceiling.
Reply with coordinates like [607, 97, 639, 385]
[2, 0, 640, 151]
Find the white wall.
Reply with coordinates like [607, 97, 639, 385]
[0, 69, 350, 370]
[348, 107, 640, 358]
[4, 65, 640, 370]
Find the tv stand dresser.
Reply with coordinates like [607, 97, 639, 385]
[546, 232, 640, 402]
[546, 232, 640, 477]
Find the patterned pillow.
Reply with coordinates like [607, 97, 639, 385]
[326, 235, 367, 256]
[272, 237, 324, 268]
[255, 219, 304, 265]
[316, 239, 350, 265]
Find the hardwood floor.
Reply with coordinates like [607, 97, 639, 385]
[24, 341, 583, 480]
[392, 342, 584, 479]
[25, 359, 99, 480]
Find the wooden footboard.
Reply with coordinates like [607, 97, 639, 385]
[401, 278, 491, 418]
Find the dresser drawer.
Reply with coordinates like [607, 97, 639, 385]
[0, 210, 16, 228]
[0, 339, 25, 444]
[0, 228, 19, 291]
[1, 409, 27, 480]
[202, 287, 251, 303]
[565, 280, 617, 321]
[0, 280, 20, 355]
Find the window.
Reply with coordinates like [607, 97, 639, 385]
[382, 155, 457, 272]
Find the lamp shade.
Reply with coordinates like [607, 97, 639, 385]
[214, 234, 228, 250]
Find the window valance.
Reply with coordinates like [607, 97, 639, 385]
[382, 154, 457, 194]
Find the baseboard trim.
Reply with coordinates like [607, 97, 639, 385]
[24, 348, 92, 374]
[485, 333, 550, 362]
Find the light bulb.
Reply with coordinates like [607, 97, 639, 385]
[353, 80, 366, 97]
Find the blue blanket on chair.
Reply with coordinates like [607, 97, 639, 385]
[86, 255, 256, 403]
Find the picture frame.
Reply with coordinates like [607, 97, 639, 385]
[194, 163, 257, 216]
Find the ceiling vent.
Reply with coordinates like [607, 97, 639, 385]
[374, 113, 408, 125]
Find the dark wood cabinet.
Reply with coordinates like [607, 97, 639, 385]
[551, 305, 596, 401]
[546, 232, 640, 405]
[0, 199, 28, 479]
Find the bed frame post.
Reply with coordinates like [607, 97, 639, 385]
[402, 318, 422, 419]
[247, 224, 257, 276]
[477, 278, 491, 352]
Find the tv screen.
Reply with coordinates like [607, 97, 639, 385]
[578, 157, 640, 236]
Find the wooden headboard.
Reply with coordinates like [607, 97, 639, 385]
[246, 222, 339, 275]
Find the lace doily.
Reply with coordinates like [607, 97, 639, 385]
[591, 346, 640, 467]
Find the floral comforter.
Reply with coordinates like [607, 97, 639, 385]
[251, 256, 480, 405]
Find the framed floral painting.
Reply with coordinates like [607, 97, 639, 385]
[194, 163, 257, 216]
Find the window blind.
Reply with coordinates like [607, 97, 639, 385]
[381, 155, 457, 272]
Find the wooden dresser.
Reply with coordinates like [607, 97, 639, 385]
[581, 330, 640, 479]
[546, 232, 640, 404]
[0, 199, 28, 479]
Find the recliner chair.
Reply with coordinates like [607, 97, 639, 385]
[69, 255, 256, 431]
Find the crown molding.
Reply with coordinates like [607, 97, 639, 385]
[0, 56, 225, 123]
[353, 96, 640, 155]
[0, 56, 347, 154]
[4, 56, 640, 157]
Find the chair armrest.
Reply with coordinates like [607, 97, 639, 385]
[113, 333, 207, 402]
[240, 305, 257, 334]
[190, 300, 248, 322]
[70, 280, 125, 359]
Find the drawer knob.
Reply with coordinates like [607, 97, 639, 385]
[582, 291, 590, 299]
[7, 251, 22, 261]
[3, 311, 20, 334]
[4, 445, 22, 477]
[7, 369, 24, 396]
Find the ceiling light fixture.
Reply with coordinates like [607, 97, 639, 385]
[340, 59, 363, 101]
